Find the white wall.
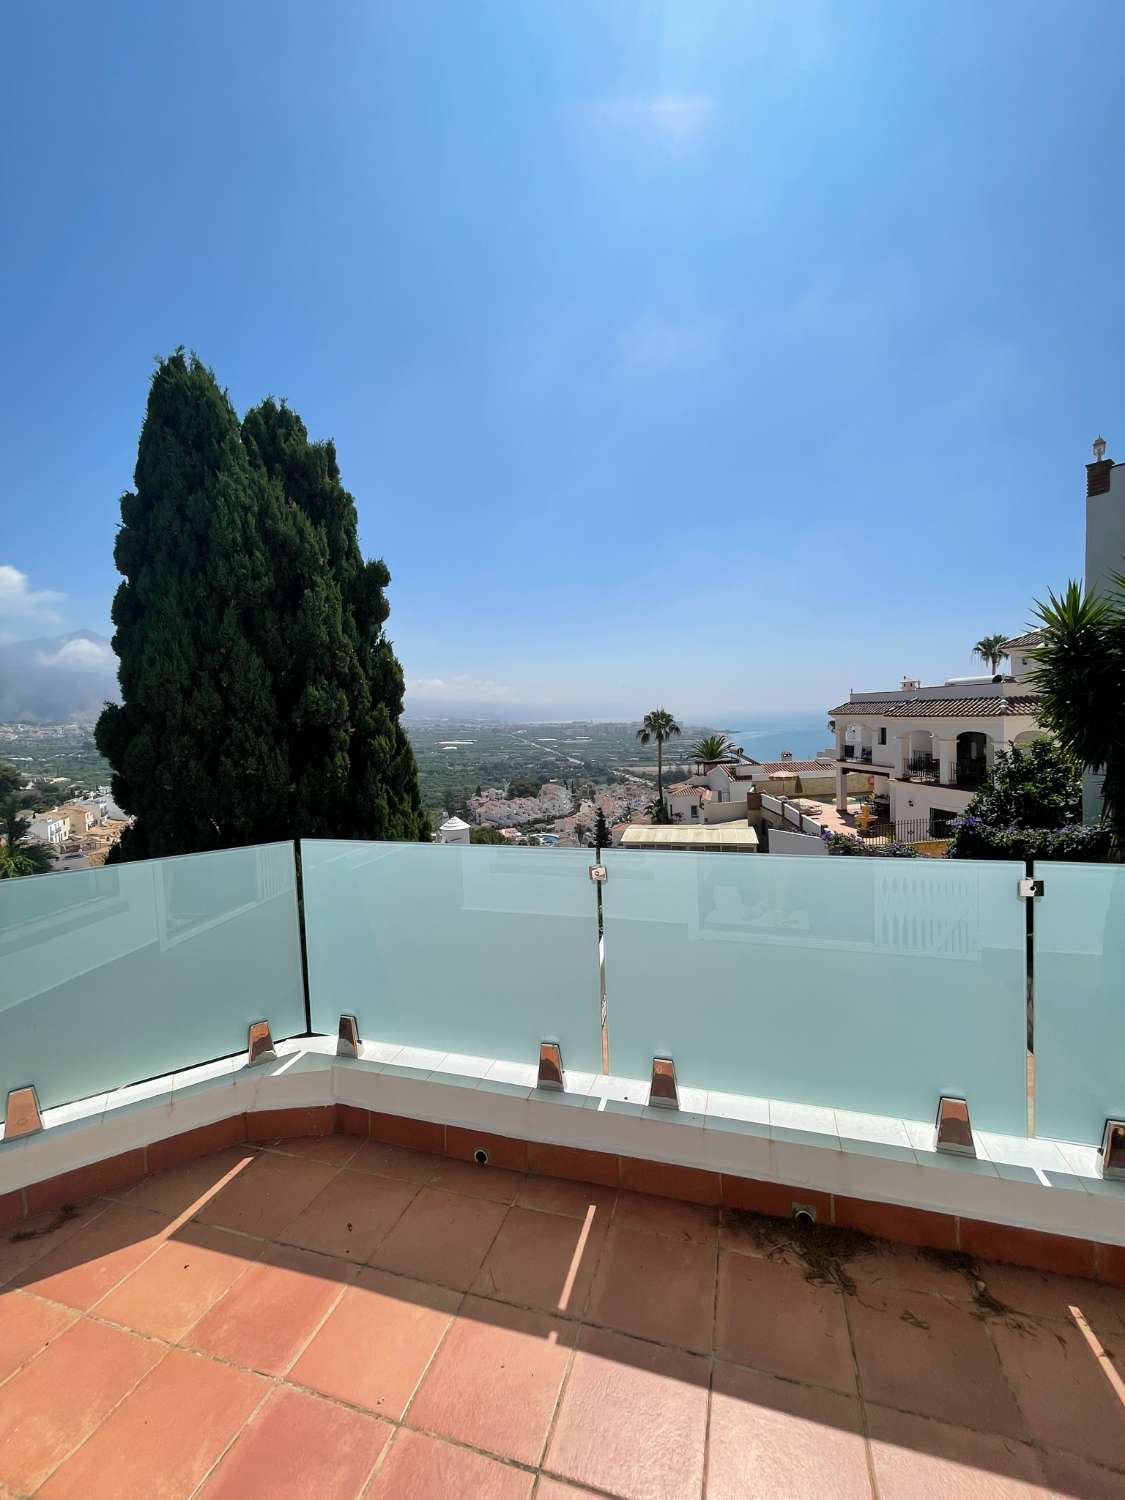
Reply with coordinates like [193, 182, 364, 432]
[889, 780, 971, 834]
[767, 827, 827, 856]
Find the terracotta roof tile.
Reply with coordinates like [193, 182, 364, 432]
[1001, 630, 1044, 651]
[829, 696, 1041, 718]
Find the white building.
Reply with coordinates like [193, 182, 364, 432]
[536, 783, 572, 816]
[828, 656, 1043, 838]
[436, 816, 470, 845]
[24, 811, 70, 846]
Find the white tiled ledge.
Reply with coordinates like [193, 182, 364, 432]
[3, 1036, 1124, 1247]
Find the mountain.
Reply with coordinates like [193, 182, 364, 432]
[0, 630, 119, 722]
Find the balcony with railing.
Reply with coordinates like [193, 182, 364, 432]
[2, 843, 1124, 1496]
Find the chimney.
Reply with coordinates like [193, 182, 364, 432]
[1088, 435, 1113, 497]
[901, 677, 921, 691]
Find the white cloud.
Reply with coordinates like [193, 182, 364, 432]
[36, 637, 115, 673]
[618, 316, 721, 372]
[408, 674, 514, 704]
[0, 565, 64, 630]
[582, 96, 715, 139]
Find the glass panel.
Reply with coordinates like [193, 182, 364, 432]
[0, 843, 305, 1119]
[301, 841, 602, 1073]
[602, 850, 1028, 1133]
[1034, 861, 1125, 1146]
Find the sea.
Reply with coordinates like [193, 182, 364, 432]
[717, 715, 830, 764]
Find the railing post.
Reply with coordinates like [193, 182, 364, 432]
[294, 839, 314, 1037]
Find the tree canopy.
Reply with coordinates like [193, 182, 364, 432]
[946, 739, 1110, 861]
[972, 634, 1009, 675]
[692, 733, 737, 761]
[1030, 577, 1125, 851]
[96, 352, 426, 859]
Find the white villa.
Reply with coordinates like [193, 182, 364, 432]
[828, 638, 1044, 838]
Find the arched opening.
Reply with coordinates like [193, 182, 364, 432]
[956, 731, 988, 790]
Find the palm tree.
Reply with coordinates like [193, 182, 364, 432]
[973, 633, 1010, 675]
[636, 708, 682, 806]
[692, 732, 737, 762]
[1030, 578, 1125, 850]
[0, 798, 53, 878]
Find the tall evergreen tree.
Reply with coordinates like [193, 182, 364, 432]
[96, 352, 426, 858]
[240, 396, 426, 841]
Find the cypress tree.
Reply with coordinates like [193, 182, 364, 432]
[240, 396, 427, 841]
[97, 352, 427, 858]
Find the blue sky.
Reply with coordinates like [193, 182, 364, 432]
[2, 1, 1124, 719]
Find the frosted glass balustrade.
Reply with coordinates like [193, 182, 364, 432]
[1034, 861, 1125, 1146]
[0, 842, 305, 1121]
[601, 849, 1028, 1133]
[300, 840, 603, 1074]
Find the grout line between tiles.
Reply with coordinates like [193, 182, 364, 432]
[183, 1375, 276, 1500]
[840, 1286, 880, 1499]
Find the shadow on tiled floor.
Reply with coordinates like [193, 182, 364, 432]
[1, 1134, 1124, 1498]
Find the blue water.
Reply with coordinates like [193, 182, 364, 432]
[721, 720, 830, 763]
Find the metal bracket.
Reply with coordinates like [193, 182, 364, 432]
[337, 1014, 360, 1059]
[3, 1085, 43, 1141]
[1101, 1119, 1125, 1180]
[588, 864, 607, 883]
[935, 1094, 975, 1156]
[537, 1040, 565, 1091]
[247, 1019, 277, 1067]
[649, 1056, 679, 1110]
[1018, 878, 1044, 899]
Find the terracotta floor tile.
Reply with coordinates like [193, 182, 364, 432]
[37, 1347, 266, 1500]
[0, 1291, 78, 1381]
[707, 1360, 871, 1500]
[348, 1140, 445, 1183]
[0, 1204, 103, 1288]
[715, 1250, 857, 1394]
[11, 1203, 171, 1310]
[0, 1318, 163, 1494]
[472, 1204, 609, 1318]
[426, 1157, 525, 1203]
[95, 1222, 261, 1341]
[1038, 1448, 1125, 1499]
[365, 1429, 532, 1499]
[196, 1385, 389, 1499]
[290, 1269, 460, 1419]
[850, 1243, 976, 1301]
[545, 1324, 709, 1500]
[514, 1175, 616, 1221]
[276, 1170, 417, 1261]
[192, 1151, 340, 1239]
[123, 1146, 260, 1218]
[976, 1261, 1125, 1336]
[408, 1295, 573, 1466]
[586, 1223, 716, 1353]
[266, 1133, 360, 1166]
[866, 1405, 1048, 1497]
[850, 1289, 1026, 1439]
[718, 1213, 803, 1267]
[614, 1190, 718, 1244]
[991, 1314, 1125, 1469]
[370, 1187, 508, 1290]
[186, 1241, 357, 1375]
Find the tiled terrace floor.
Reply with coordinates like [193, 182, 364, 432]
[1, 1135, 1124, 1499]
